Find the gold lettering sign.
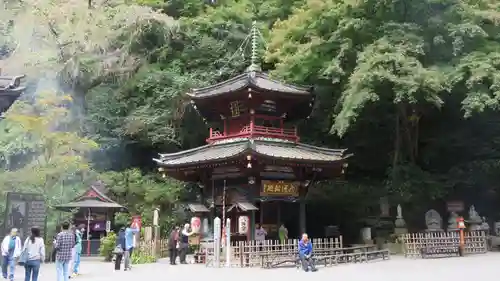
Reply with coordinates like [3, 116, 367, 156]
[260, 181, 299, 197]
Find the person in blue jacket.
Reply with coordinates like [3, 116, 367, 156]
[124, 223, 139, 271]
[298, 233, 317, 272]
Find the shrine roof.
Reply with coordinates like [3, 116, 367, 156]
[154, 138, 349, 168]
[55, 181, 125, 211]
[0, 75, 25, 114]
[187, 71, 312, 99]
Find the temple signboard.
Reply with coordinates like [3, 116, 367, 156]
[3, 192, 46, 240]
[260, 180, 299, 197]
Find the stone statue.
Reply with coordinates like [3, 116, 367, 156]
[468, 205, 482, 231]
[394, 204, 407, 234]
[425, 209, 443, 232]
[469, 205, 480, 221]
[480, 217, 490, 233]
[447, 212, 459, 231]
[379, 197, 390, 217]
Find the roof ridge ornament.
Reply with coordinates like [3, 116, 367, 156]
[247, 21, 261, 73]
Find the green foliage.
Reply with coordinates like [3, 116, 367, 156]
[99, 231, 117, 261]
[3, 0, 500, 234]
[131, 251, 157, 264]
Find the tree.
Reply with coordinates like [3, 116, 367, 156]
[0, 92, 98, 229]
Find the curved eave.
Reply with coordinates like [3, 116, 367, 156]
[186, 71, 312, 100]
[154, 139, 351, 170]
[154, 140, 251, 168]
[252, 141, 351, 165]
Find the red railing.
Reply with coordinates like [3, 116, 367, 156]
[207, 125, 298, 142]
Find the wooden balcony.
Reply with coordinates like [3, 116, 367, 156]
[207, 125, 299, 143]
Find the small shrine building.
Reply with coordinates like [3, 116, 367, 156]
[55, 181, 125, 255]
[154, 26, 350, 240]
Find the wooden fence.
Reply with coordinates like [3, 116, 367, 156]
[135, 239, 169, 259]
[204, 237, 343, 267]
[402, 231, 488, 258]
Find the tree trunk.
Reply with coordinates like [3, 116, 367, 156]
[392, 112, 401, 181]
[398, 104, 416, 163]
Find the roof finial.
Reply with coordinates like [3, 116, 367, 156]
[248, 21, 261, 72]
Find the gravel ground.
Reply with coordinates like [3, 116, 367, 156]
[17, 253, 500, 281]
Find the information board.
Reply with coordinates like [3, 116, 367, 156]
[4, 192, 46, 240]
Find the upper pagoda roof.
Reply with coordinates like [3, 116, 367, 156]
[187, 71, 312, 100]
[154, 138, 349, 169]
[0, 75, 25, 114]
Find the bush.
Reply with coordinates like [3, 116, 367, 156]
[99, 231, 117, 261]
[131, 252, 157, 264]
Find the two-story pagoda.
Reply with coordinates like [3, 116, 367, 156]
[155, 26, 350, 240]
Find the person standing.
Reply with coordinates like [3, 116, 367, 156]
[114, 228, 126, 271]
[55, 222, 75, 281]
[255, 224, 267, 250]
[67, 226, 76, 279]
[1, 228, 22, 281]
[124, 223, 139, 271]
[178, 224, 193, 264]
[23, 226, 45, 281]
[167, 226, 180, 265]
[278, 223, 288, 244]
[71, 226, 83, 277]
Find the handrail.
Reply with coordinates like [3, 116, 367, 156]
[207, 125, 299, 142]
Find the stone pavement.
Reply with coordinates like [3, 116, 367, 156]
[17, 253, 500, 281]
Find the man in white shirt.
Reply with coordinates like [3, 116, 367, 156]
[1, 228, 22, 281]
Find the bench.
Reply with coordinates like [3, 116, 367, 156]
[420, 245, 459, 258]
[260, 246, 390, 269]
[261, 252, 299, 269]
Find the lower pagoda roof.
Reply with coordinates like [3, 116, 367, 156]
[154, 138, 350, 169]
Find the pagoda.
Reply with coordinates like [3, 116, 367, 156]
[154, 23, 350, 240]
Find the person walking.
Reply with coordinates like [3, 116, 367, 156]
[124, 223, 139, 271]
[55, 222, 75, 281]
[23, 226, 45, 281]
[1, 228, 22, 281]
[114, 228, 126, 271]
[168, 226, 180, 265]
[71, 225, 83, 277]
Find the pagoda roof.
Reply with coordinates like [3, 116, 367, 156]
[0, 75, 25, 114]
[54, 181, 125, 212]
[187, 71, 312, 100]
[154, 138, 349, 168]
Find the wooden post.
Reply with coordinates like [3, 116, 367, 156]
[299, 187, 306, 234]
[260, 202, 264, 225]
[250, 211, 255, 240]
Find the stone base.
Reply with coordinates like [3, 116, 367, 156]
[447, 228, 459, 232]
[394, 228, 408, 235]
[425, 229, 444, 232]
[470, 224, 482, 231]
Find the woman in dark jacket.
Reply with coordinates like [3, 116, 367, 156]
[167, 226, 180, 265]
[114, 228, 126, 270]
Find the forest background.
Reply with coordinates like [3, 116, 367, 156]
[0, 0, 500, 239]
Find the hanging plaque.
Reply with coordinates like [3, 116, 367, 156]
[260, 180, 299, 197]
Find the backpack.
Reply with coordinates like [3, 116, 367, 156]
[8, 237, 16, 252]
